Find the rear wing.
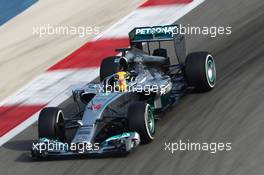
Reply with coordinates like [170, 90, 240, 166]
[129, 25, 178, 43]
[128, 25, 186, 64]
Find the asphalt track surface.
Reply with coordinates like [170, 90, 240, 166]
[1, 0, 264, 174]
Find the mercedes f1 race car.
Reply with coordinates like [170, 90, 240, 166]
[31, 25, 216, 158]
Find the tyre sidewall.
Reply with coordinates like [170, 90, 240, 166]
[184, 52, 216, 92]
[38, 107, 65, 141]
[127, 102, 155, 144]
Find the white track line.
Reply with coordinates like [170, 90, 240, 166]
[3, 68, 99, 105]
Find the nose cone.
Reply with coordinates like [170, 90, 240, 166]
[71, 126, 94, 144]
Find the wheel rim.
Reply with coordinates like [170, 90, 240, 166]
[147, 107, 155, 136]
[205, 55, 216, 87]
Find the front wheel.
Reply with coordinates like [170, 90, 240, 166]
[38, 107, 66, 142]
[127, 102, 155, 144]
[184, 52, 216, 92]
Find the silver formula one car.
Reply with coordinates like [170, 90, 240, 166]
[31, 25, 216, 158]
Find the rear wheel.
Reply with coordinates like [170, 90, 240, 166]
[184, 52, 216, 92]
[38, 107, 66, 142]
[100, 56, 120, 81]
[127, 102, 155, 144]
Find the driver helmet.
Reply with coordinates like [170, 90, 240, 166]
[115, 71, 128, 92]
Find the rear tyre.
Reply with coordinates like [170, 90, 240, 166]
[184, 52, 216, 92]
[38, 107, 66, 142]
[100, 56, 120, 81]
[127, 102, 155, 144]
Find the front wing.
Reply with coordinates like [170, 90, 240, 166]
[31, 132, 140, 159]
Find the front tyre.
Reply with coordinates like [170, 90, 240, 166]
[38, 107, 66, 142]
[127, 102, 155, 144]
[184, 52, 216, 92]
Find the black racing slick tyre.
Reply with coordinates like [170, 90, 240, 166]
[100, 56, 120, 81]
[38, 107, 66, 142]
[127, 102, 155, 144]
[184, 52, 216, 92]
